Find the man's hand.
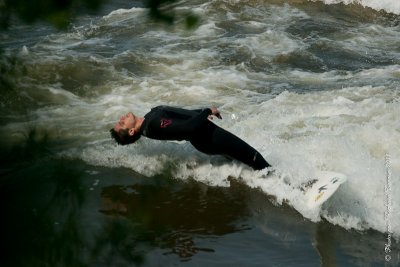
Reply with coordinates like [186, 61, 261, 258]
[209, 107, 222, 120]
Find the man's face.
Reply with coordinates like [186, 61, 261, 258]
[114, 112, 135, 133]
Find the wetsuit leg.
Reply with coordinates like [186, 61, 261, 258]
[211, 126, 270, 170]
[190, 122, 271, 170]
[189, 122, 216, 155]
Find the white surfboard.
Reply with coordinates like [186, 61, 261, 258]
[303, 171, 347, 209]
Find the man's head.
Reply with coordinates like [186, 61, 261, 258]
[110, 112, 141, 145]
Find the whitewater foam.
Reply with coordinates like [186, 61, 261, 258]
[316, 0, 400, 15]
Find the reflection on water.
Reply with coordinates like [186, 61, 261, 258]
[99, 178, 251, 261]
[1, 155, 399, 266]
[0, 127, 253, 266]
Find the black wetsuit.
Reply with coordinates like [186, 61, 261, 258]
[139, 106, 270, 170]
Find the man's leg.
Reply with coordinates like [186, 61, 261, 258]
[211, 126, 271, 170]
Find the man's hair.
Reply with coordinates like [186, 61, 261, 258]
[110, 128, 141, 145]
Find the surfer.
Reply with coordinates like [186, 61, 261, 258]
[110, 105, 271, 170]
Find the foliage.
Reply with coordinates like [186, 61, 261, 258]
[1, 0, 106, 29]
[0, 0, 198, 29]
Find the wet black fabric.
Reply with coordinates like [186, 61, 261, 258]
[140, 106, 270, 170]
[141, 106, 210, 141]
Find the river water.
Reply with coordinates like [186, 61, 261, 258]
[1, 0, 399, 266]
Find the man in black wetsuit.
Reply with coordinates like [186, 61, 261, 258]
[110, 105, 271, 170]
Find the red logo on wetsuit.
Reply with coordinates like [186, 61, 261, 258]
[160, 118, 172, 128]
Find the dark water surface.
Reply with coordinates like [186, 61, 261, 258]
[1, 155, 398, 266]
